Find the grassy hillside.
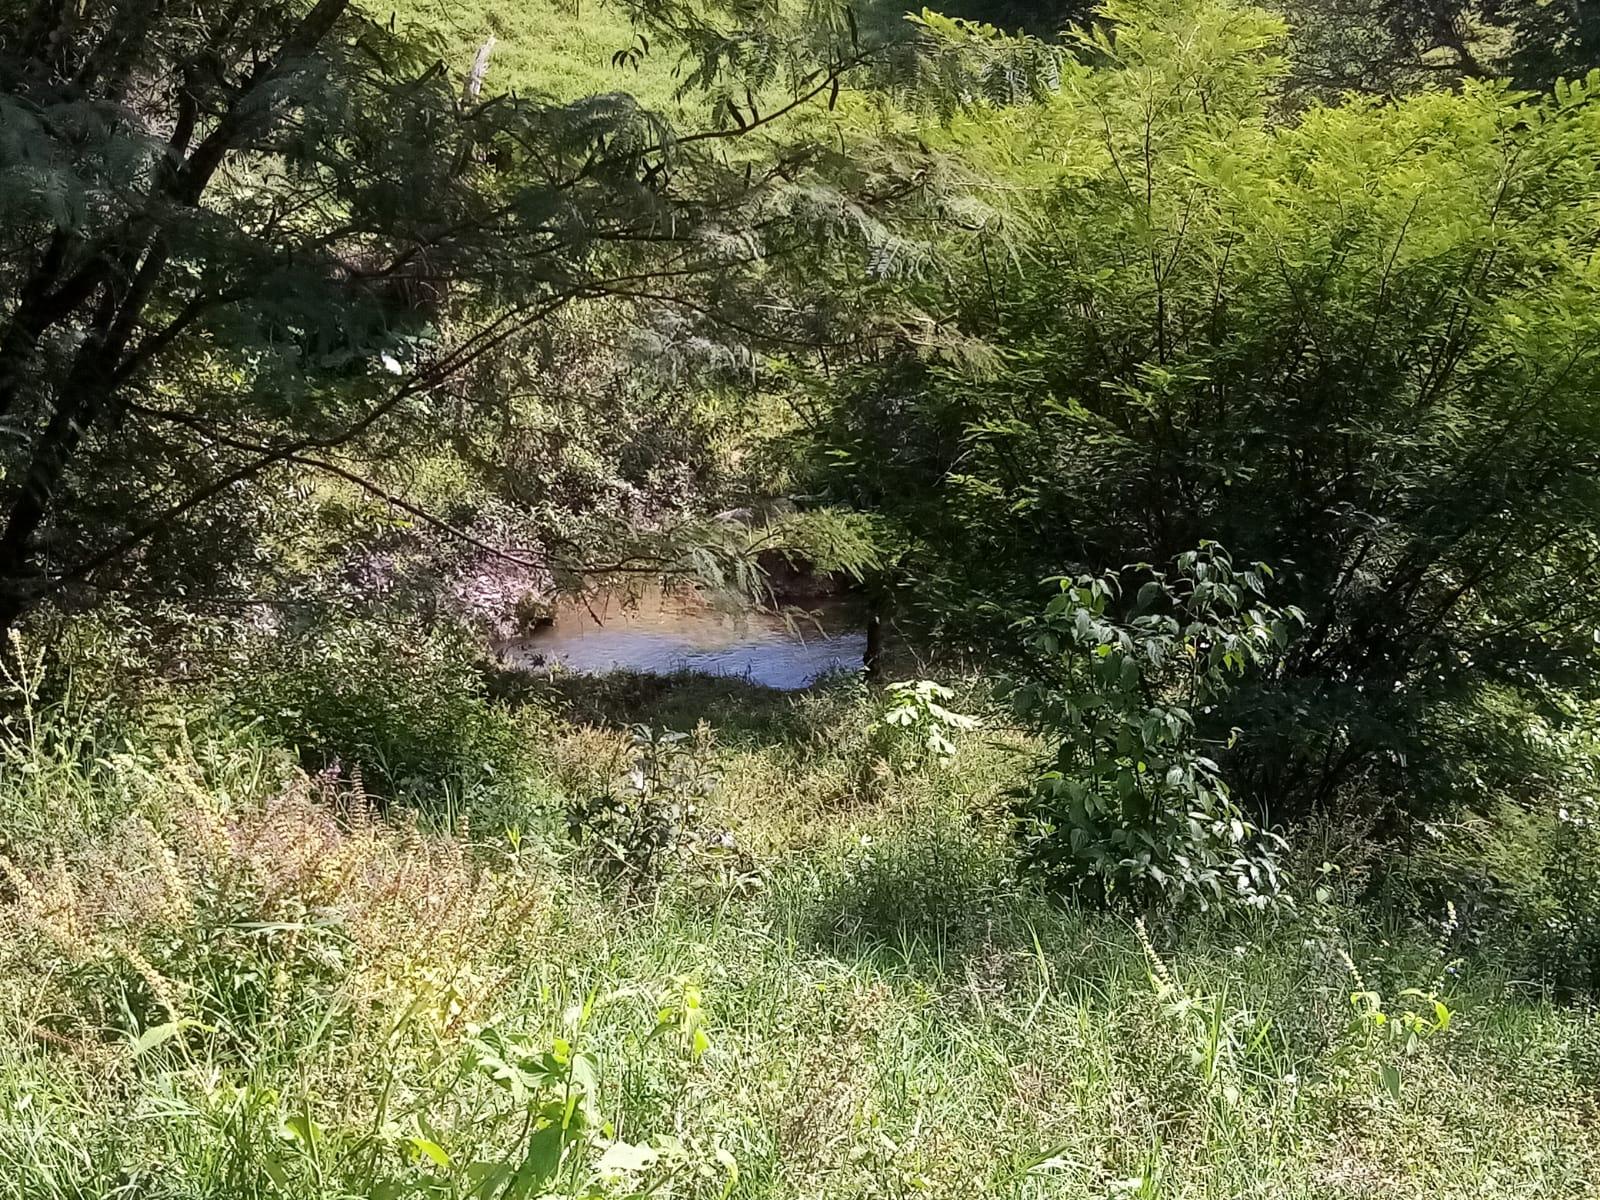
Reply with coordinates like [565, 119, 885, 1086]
[379, 0, 918, 139]
[2, 670, 1596, 1198]
[385, 0, 688, 106]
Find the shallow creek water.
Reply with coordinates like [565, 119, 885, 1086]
[498, 590, 868, 691]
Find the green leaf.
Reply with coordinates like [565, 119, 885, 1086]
[281, 1113, 324, 1149]
[129, 1020, 202, 1057]
[407, 1135, 451, 1167]
[511, 1122, 566, 1192]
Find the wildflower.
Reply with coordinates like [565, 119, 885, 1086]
[119, 943, 183, 1023]
[1134, 917, 1180, 997]
[1337, 947, 1367, 993]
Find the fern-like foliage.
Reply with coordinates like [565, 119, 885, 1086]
[0, 0, 904, 628]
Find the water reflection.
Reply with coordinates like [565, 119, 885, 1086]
[499, 590, 867, 691]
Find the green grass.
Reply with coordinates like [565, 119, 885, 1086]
[383, 0, 686, 106]
[1, 669, 1597, 1198]
[377, 0, 920, 150]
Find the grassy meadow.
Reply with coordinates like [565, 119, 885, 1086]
[2, 666, 1595, 1199]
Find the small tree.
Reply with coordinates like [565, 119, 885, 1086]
[1012, 544, 1302, 911]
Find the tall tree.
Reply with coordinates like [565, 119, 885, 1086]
[0, 0, 871, 632]
[824, 0, 1600, 818]
[1277, 0, 1600, 98]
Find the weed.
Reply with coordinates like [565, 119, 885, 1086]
[1, 673, 1595, 1198]
[567, 723, 724, 894]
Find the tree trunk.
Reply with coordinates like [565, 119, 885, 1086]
[863, 593, 887, 679]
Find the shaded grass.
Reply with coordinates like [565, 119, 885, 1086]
[527, 669, 828, 745]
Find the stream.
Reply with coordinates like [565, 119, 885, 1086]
[498, 589, 868, 690]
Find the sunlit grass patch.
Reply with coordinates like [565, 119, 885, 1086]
[0, 673, 1596, 1197]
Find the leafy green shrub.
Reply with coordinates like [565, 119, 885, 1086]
[1011, 545, 1302, 912]
[833, 679, 985, 804]
[873, 680, 981, 766]
[229, 618, 537, 816]
[566, 724, 721, 891]
[824, 0, 1600, 827]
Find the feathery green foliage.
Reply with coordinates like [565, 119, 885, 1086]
[0, 0, 878, 631]
[825, 0, 1600, 822]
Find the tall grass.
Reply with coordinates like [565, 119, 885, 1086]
[1, 668, 1596, 1198]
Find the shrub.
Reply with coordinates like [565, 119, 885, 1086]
[823, 0, 1600, 826]
[1407, 789, 1600, 997]
[566, 724, 722, 893]
[1514, 793, 1600, 995]
[228, 617, 539, 818]
[1011, 544, 1302, 912]
[872, 680, 981, 767]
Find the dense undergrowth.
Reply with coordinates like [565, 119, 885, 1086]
[2, 648, 1597, 1199]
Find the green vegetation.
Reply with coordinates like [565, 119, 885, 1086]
[392, 0, 680, 102]
[3, 664, 1598, 1197]
[1011, 546, 1302, 912]
[824, 0, 1600, 836]
[6, 0, 1600, 1194]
